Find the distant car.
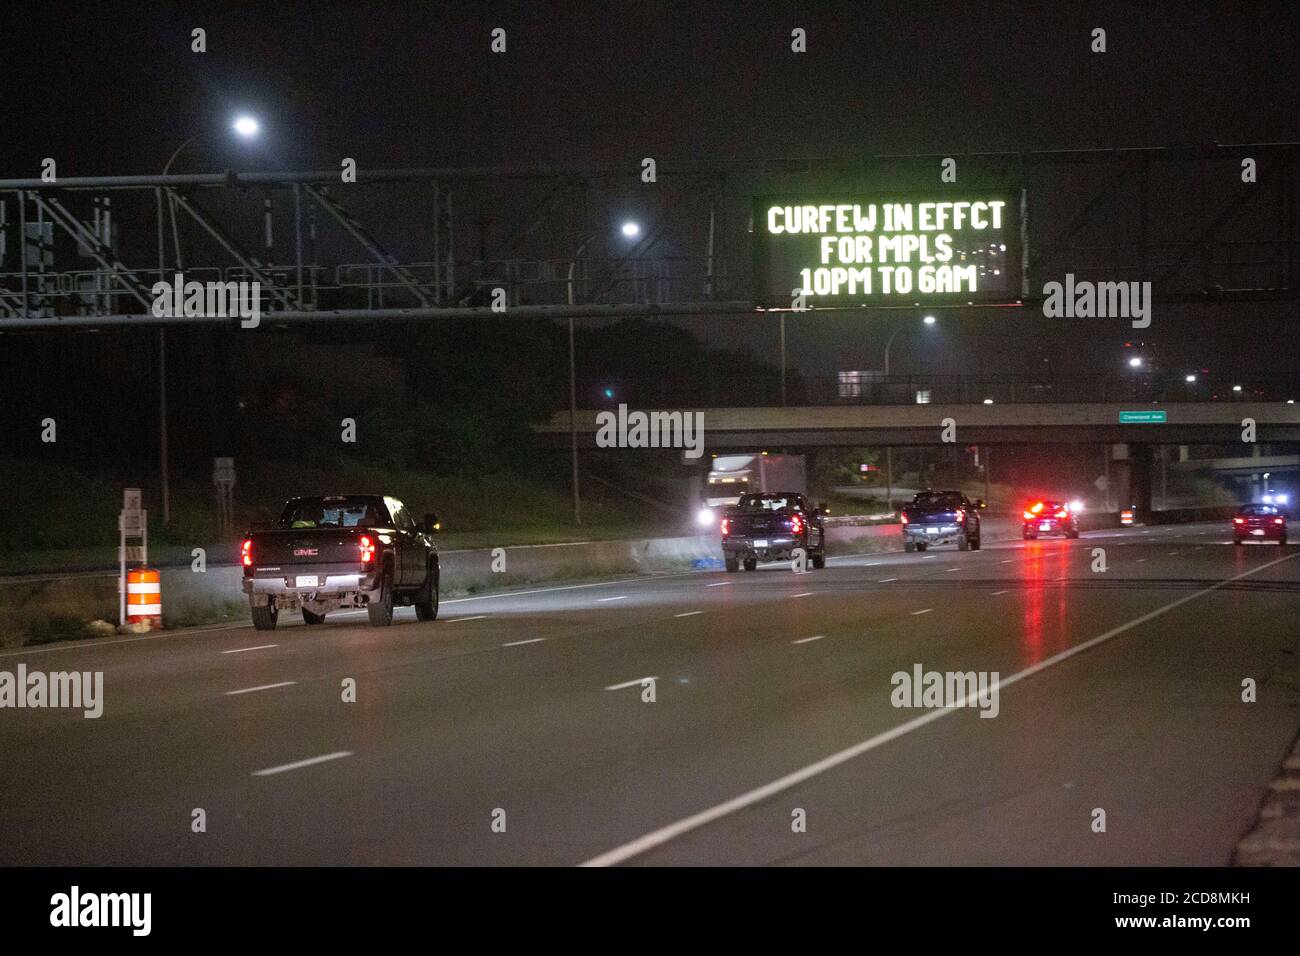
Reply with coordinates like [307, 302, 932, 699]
[1233, 504, 1287, 545]
[720, 492, 827, 571]
[1022, 500, 1079, 539]
[901, 490, 982, 552]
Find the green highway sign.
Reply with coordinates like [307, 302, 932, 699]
[1119, 410, 1167, 424]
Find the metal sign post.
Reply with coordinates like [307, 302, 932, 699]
[118, 488, 147, 626]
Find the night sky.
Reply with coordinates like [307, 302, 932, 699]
[6, 1, 1300, 379]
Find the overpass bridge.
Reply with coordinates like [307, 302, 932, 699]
[539, 401, 1300, 448]
[538, 400, 1300, 519]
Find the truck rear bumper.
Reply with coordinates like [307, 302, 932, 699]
[243, 571, 380, 598]
[904, 526, 964, 546]
[722, 536, 803, 560]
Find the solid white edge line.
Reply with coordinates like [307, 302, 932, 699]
[251, 750, 353, 777]
[605, 676, 657, 691]
[221, 644, 278, 654]
[225, 681, 296, 696]
[579, 548, 1300, 867]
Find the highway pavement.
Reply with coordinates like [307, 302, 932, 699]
[1, 522, 1298, 866]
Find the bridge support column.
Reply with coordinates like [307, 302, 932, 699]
[1111, 443, 1154, 521]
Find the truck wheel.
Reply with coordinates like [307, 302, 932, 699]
[367, 567, 395, 627]
[302, 608, 326, 626]
[251, 598, 278, 631]
[904, 540, 916, 553]
[743, 557, 757, 572]
[969, 535, 981, 551]
[958, 534, 971, 552]
[414, 569, 439, 622]
[811, 552, 826, 569]
[1233, 536, 1243, 546]
[916, 542, 928, 552]
[724, 555, 739, 572]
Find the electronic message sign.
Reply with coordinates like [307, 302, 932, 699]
[753, 192, 1025, 308]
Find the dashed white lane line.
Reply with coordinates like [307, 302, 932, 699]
[944, 567, 960, 572]
[793, 592, 814, 597]
[580, 548, 1300, 867]
[605, 676, 657, 691]
[447, 615, 488, 623]
[911, 608, 933, 616]
[674, 611, 703, 618]
[706, 582, 729, 587]
[1000, 559, 1014, 564]
[252, 751, 353, 777]
[226, 681, 296, 696]
[221, 644, 278, 654]
[598, 596, 628, 603]
[792, 635, 826, 645]
[879, 578, 899, 583]
[502, 638, 545, 647]
[991, 590, 1009, 596]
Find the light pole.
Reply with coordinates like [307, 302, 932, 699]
[156, 117, 259, 527]
[882, 314, 937, 511]
[565, 222, 640, 525]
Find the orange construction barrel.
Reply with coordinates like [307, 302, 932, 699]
[126, 567, 162, 632]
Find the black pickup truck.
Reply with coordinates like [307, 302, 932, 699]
[720, 492, 827, 571]
[241, 494, 439, 630]
[900, 489, 983, 552]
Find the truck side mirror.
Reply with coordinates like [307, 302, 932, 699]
[424, 513, 441, 534]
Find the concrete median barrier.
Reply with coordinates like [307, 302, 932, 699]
[0, 517, 1016, 645]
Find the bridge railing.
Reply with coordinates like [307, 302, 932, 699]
[580, 374, 1300, 407]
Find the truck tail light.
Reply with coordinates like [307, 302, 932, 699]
[900, 512, 909, 525]
[241, 539, 253, 567]
[1233, 517, 1245, 525]
[720, 518, 730, 536]
[359, 535, 376, 564]
[789, 513, 804, 535]
[1023, 511, 1035, 521]
[1055, 510, 1068, 519]
[1275, 517, 1285, 525]
[955, 509, 965, 524]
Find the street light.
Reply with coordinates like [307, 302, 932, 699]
[1185, 373, 1197, 383]
[157, 116, 261, 526]
[1128, 356, 1143, 368]
[883, 314, 939, 511]
[565, 222, 643, 525]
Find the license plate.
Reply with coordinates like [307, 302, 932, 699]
[754, 539, 768, 548]
[1252, 529, 1265, 536]
[295, 575, 320, 587]
[927, 527, 939, 534]
[1040, 522, 1052, 531]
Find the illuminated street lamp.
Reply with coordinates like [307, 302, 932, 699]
[923, 314, 937, 325]
[157, 115, 262, 526]
[1128, 356, 1143, 368]
[566, 222, 644, 524]
[1185, 373, 1197, 383]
